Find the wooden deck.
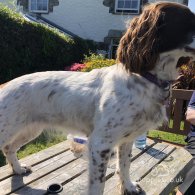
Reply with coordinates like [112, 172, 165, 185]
[0, 139, 192, 195]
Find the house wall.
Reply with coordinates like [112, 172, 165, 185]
[42, 0, 133, 42]
[41, 0, 186, 42]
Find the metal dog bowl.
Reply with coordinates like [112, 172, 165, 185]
[47, 183, 63, 194]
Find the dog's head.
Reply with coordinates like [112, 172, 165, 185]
[117, 2, 195, 80]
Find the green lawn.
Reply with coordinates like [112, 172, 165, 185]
[148, 119, 187, 145]
[0, 132, 66, 167]
[148, 129, 186, 145]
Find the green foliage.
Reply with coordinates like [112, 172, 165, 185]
[17, 132, 66, 159]
[82, 53, 116, 72]
[0, 132, 66, 167]
[84, 53, 106, 62]
[148, 130, 186, 145]
[148, 119, 186, 145]
[0, 5, 96, 83]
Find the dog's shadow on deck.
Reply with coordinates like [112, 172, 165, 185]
[11, 174, 47, 194]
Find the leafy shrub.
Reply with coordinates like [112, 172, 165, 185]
[0, 4, 96, 83]
[81, 53, 115, 72]
[65, 53, 115, 72]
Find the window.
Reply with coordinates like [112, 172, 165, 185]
[115, 0, 141, 14]
[29, 0, 49, 13]
[108, 38, 120, 59]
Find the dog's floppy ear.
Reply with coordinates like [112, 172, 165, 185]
[117, 4, 163, 74]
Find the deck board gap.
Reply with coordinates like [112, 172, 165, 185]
[31, 148, 70, 167]
[8, 157, 79, 194]
[0, 149, 70, 183]
[61, 169, 87, 186]
[131, 141, 157, 162]
[138, 146, 176, 182]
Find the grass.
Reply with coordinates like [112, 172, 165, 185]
[148, 119, 187, 145]
[148, 129, 186, 145]
[0, 132, 66, 167]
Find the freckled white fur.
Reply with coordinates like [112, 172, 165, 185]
[0, 48, 195, 194]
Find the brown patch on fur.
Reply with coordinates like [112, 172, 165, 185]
[117, 2, 195, 73]
[117, 3, 162, 73]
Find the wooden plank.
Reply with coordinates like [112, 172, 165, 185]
[0, 139, 155, 194]
[54, 140, 156, 195]
[0, 140, 70, 181]
[166, 98, 173, 122]
[13, 158, 88, 195]
[139, 147, 193, 195]
[172, 99, 183, 132]
[184, 120, 191, 133]
[131, 145, 175, 182]
[104, 142, 174, 194]
[61, 164, 114, 195]
[158, 89, 193, 135]
[0, 150, 77, 194]
[172, 90, 193, 100]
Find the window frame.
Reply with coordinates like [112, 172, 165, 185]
[29, 0, 49, 13]
[115, 0, 141, 14]
[108, 38, 120, 59]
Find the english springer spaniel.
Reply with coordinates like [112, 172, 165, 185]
[0, 2, 195, 195]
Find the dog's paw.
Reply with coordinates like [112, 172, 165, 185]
[123, 182, 144, 195]
[14, 165, 32, 175]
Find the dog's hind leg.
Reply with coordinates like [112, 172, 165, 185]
[116, 142, 143, 195]
[2, 128, 43, 175]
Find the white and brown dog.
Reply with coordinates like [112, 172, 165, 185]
[1, 2, 195, 195]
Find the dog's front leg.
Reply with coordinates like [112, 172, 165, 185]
[88, 134, 112, 195]
[117, 142, 143, 195]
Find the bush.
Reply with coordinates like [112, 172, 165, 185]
[0, 5, 96, 83]
[65, 53, 115, 72]
[81, 53, 116, 72]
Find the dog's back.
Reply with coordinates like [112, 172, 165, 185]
[0, 71, 97, 145]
